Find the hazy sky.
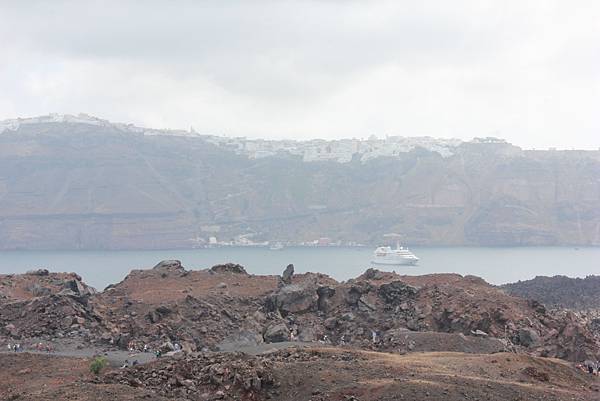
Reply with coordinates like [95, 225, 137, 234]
[1, 1, 599, 149]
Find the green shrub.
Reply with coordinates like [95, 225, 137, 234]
[90, 356, 108, 375]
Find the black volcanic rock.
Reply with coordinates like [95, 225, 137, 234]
[502, 275, 600, 310]
[281, 264, 294, 284]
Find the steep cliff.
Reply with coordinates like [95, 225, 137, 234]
[0, 117, 599, 249]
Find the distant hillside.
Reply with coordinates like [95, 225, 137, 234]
[502, 276, 600, 310]
[1, 115, 600, 250]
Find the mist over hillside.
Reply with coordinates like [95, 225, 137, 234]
[0, 115, 599, 250]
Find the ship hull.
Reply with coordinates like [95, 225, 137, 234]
[371, 258, 419, 266]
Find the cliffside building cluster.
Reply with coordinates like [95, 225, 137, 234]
[203, 134, 463, 162]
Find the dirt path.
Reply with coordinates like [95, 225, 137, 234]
[0, 340, 320, 368]
[0, 348, 156, 367]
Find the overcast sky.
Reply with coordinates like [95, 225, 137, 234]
[1, 1, 599, 149]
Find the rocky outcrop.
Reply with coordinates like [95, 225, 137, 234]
[62, 277, 95, 298]
[0, 294, 105, 339]
[100, 352, 275, 400]
[261, 270, 600, 361]
[0, 271, 95, 302]
[26, 269, 49, 276]
[210, 263, 248, 275]
[152, 260, 185, 273]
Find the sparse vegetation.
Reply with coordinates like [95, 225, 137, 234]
[90, 356, 108, 375]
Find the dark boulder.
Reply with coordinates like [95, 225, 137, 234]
[344, 286, 363, 307]
[378, 281, 419, 304]
[266, 284, 317, 316]
[218, 330, 264, 351]
[317, 286, 336, 312]
[316, 285, 365, 313]
[282, 264, 294, 285]
[518, 327, 541, 348]
[150, 305, 173, 320]
[263, 323, 289, 343]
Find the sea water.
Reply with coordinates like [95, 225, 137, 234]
[0, 246, 598, 290]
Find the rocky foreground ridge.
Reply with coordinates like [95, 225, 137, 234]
[2, 261, 598, 361]
[2, 262, 600, 400]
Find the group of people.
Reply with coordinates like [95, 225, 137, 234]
[6, 343, 22, 352]
[127, 341, 154, 354]
[5, 342, 53, 353]
[124, 340, 184, 359]
[315, 330, 381, 346]
[33, 342, 53, 352]
[576, 361, 600, 375]
[120, 359, 139, 369]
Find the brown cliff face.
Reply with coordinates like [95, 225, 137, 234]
[1, 120, 599, 249]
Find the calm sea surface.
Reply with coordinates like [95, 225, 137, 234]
[0, 247, 598, 290]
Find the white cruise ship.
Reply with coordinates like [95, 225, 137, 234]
[371, 243, 419, 266]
